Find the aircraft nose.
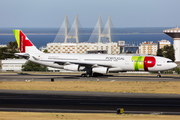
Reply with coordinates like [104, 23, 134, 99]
[173, 63, 177, 68]
[170, 62, 177, 69]
[167, 62, 177, 70]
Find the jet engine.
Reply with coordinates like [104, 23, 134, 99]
[92, 67, 109, 74]
[63, 64, 79, 71]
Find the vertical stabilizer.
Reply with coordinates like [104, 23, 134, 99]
[13, 30, 42, 53]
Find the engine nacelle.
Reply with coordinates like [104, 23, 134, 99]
[63, 64, 79, 71]
[92, 67, 109, 74]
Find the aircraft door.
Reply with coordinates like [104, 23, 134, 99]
[125, 57, 130, 65]
[124, 57, 132, 70]
[157, 58, 162, 67]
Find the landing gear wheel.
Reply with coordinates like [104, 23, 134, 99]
[157, 71, 161, 78]
[157, 75, 161, 77]
[81, 74, 84, 77]
[81, 73, 92, 77]
[81, 73, 86, 77]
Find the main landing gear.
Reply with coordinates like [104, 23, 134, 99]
[81, 73, 104, 77]
[81, 68, 103, 77]
[81, 68, 93, 77]
[81, 73, 92, 77]
[157, 71, 161, 77]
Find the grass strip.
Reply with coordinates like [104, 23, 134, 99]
[0, 81, 180, 94]
[0, 112, 180, 120]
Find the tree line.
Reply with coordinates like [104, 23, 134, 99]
[0, 41, 47, 71]
[0, 41, 19, 59]
[156, 45, 175, 62]
[156, 45, 180, 74]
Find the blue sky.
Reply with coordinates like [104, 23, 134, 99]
[0, 0, 180, 28]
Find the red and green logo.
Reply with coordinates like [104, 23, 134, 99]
[131, 56, 156, 71]
[13, 30, 33, 53]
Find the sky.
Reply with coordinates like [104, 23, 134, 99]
[0, 0, 180, 28]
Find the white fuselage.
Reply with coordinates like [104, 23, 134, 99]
[27, 53, 177, 73]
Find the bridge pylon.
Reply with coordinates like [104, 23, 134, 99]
[64, 15, 79, 43]
[98, 15, 111, 43]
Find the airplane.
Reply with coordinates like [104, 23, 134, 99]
[12, 29, 177, 77]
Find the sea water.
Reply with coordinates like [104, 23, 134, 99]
[0, 28, 173, 48]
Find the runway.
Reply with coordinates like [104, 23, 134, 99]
[0, 73, 180, 115]
[0, 73, 180, 82]
[0, 89, 180, 115]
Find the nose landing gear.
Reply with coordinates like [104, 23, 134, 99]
[157, 71, 161, 77]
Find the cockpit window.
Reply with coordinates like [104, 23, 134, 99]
[167, 61, 173, 63]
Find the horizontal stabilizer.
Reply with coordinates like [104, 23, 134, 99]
[14, 53, 30, 59]
[3, 52, 30, 59]
[2, 52, 15, 55]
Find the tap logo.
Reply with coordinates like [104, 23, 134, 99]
[21, 36, 24, 52]
[13, 30, 33, 53]
[131, 56, 156, 71]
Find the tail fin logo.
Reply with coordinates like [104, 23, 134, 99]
[13, 30, 33, 53]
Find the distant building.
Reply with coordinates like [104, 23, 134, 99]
[1, 59, 27, 71]
[117, 41, 125, 53]
[0, 59, 65, 72]
[87, 50, 107, 54]
[163, 27, 180, 62]
[158, 40, 171, 49]
[0, 44, 7, 48]
[47, 42, 120, 55]
[139, 41, 157, 55]
[39, 46, 47, 52]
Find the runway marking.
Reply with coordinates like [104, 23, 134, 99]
[110, 80, 116, 82]
[80, 103, 180, 107]
[125, 111, 180, 115]
[108, 77, 131, 78]
[108, 77, 172, 79]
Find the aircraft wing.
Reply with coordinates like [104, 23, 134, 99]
[40, 59, 113, 68]
[65, 61, 113, 68]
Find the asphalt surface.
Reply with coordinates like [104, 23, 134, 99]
[0, 73, 180, 115]
[0, 73, 180, 82]
[0, 89, 180, 115]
